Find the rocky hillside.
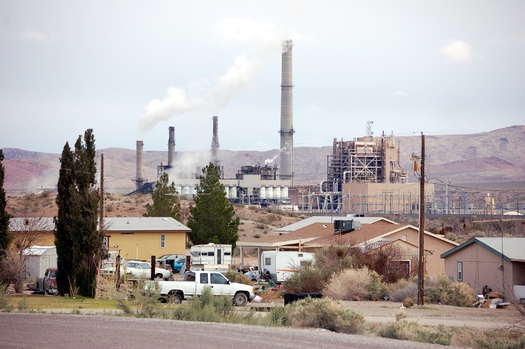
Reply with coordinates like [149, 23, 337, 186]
[3, 125, 525, 195]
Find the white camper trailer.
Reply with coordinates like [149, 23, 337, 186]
[261, 251, 315, 283]
[190, 244, 232, 272]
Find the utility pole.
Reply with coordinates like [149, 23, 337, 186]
[417, 133, 425, 306]
[99, 152, 104, 235]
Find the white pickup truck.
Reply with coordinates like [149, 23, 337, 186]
[149, 270, 255, 306]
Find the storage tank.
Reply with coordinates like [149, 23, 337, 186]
[229, 186, 237, 199]
[266, 186, 274, 198]
[274, 187, 281, 199]
[281, 187, 288, 199]
[260, 187, 266, 199]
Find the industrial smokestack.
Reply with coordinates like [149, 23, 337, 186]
[279, 40, 294, 183]
[211, 115, 220, 166]
[168, 126, 175, 168]
[136, 140, 144, 191]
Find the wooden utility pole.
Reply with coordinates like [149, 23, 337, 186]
[417, 133, 425, 306]
[99, 152, 104, 234]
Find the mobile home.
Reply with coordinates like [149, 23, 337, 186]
[261, 251, 315, 283]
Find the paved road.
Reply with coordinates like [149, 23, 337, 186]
[0, 313, 453, 349]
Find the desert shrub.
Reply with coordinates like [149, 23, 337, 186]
[470, 329, 525, 349]
[0, 284, 8, 309]
[444, 232, 457, 241]
[403, 297, 415, 308]
[224, 270, 252, 285]
[116, 280, 162, 318]
[377, 320, 451, 345]
[170, 287, 236, 323]
[253, 233, 261, 239]
[256, 216, 272, 226]
[266, 304, 290, 326]
[323, 268, 387, 301]
[255, 223, 265, 229]
[424, 274, 475, 307]
[388, 279, 418, 302]
[283, 261, 324, 293]
[314, 245, 357, 276]
[285, 297, 364, 334]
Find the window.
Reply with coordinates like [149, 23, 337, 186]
[265, 258, 272, 266]
[211, 273, 228, 285]
[457, 262, 463, 282]
[160, 234, 165, 248]
[200, 273, 208, 284]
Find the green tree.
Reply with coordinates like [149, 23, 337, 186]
[0, 150, 13, 260]
[54, 129, 101, 298]
[55, 143, 75, 296]
[187, 162, 239, 248]
[144, 172, 181, 221]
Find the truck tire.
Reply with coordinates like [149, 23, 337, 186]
[233, 292, 248, 306]
[171, 294, 182, 305]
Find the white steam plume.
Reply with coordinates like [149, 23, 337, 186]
[138, 18, 285, 138]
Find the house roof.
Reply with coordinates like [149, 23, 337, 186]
[275, 215, 397, 233]
[104, 217, 190, 232]
[440, 237, 525, 262]
[238, 216, 458, 249]
[9, 217, 190, 232]
[23, 245, 56, 256]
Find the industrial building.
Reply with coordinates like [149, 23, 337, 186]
[130, 40, 295, 207]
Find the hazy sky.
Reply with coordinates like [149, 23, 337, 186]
[1, 1, 524, 154]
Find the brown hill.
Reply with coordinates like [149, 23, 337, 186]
[3, 125, 525, 195]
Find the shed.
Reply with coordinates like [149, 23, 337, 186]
[23, 245, 57, 278]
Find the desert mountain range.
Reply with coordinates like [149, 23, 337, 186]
[3, 126, 525, 201]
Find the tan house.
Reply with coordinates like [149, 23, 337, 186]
[238, 215, 458, 276]
[440, 237, 525, 300]
[9, 217, 190, 261]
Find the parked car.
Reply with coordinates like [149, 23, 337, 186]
[171, 257, 185, 273]
[158, 254, 186, 273]
[100, 260, 172, 280]
[34, 267, 58, 295]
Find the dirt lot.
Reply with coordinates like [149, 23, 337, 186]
[339, 300, 525, 329]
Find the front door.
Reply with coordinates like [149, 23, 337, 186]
[217, 249, 222, 264]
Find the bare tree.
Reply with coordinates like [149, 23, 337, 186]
[0, 216, 50, 293]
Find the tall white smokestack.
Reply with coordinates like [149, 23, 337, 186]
[168, 126, 175, 167]
[136, 140, 144, 191]
[279, 40, 294, 183]
[211, 116, 220, 166]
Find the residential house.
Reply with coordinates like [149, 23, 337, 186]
[9, 217, 190, 261]
[238, 215, 458, 276]
[440, 237, 525, 300]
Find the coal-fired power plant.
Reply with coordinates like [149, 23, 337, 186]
[279, 39, 294, 183]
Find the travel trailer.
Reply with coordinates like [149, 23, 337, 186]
[190, 244, 232, 272]
[261, 251, 315, 283]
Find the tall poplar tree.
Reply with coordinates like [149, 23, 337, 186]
[55, 129, 101, 298]
[144, 172, 181, 220]
[187, 162, 239, 248]
[0, 149, 13, 258]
